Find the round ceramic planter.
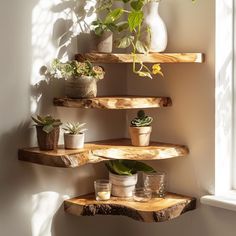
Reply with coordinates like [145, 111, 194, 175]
[93, 31, 113, 53]
[129, 126, 152, 147]
[109, 172, 138, 198]
[64, 133, 85, 149]
[141, 2, 167, 52]
[36, 126, 60, 151]
[65, 76, 97, 98]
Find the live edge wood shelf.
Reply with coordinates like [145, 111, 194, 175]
[53, 96, 172, 109]
[18, 138, 189, 168]
[76, 52, 204, 63]
[64, 192, 196, 223]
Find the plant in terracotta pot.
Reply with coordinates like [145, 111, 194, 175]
[47, 59, 105, 98]
[105, 160, 155, 197]
[63, 122, 87, 149]
[32, 115, 62, 150]
[129, 110, 153, 146]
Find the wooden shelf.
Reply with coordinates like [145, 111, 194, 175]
[18, 138, 189, 168]
[53, 96, 172, 109]
[64, 192, 196, 222]
[76, 53, 204, 64]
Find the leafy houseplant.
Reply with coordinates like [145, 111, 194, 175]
[45, 59, 105, 98]
[105, 160, 155, 197]
[63, 122, 87, 149]
[32, 115, 62, 150]
[129, 110, 153, 146]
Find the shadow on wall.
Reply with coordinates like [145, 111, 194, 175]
[51, 0, 97, 57]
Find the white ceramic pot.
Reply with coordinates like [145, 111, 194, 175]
[64, 133, 85, 149]
[129, 126, 152, 147]
[141, 1, 167, 52]
[65, 76, 97, 98]
[109, 172, 138, 197]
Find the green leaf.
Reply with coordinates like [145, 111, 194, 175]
[130, 0, 144, 11]
[104, 8, 124, 24]
[122, 0, 130, 3]
[137, 71, 153, 79]
[116, 21, 129, 32]
[128, 10, 143, 32]
[111, 160, 133, 175]
[115, 36, 134, 48]
[42, 124, 54, 134]
[135, 40, 148, 54]
[133, 161, 156, 173]
[94, 27, 104, 36]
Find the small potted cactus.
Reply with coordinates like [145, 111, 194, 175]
[63, 122, 87, 149]
[31, 115, 62, 150]
[129, 110, 153, 146]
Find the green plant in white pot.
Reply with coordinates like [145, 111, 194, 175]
[105, 160, 155, 197]
[32, 115, 62, 150]
[63, 122, 87, 149]
[129, 110, 153, 146]
[45, 59, 105, 98]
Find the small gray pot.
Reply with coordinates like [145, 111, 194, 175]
[64, 133, 85, 149]
[93, 31, 113, 53]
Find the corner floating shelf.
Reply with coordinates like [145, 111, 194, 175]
[75, 53, 204, 64]
[53, 96, 172, 109]
[18, 138, 189, 168]
[64, 192, 196, 223]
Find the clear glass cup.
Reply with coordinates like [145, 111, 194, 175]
[94, 179, 112, 201]
[143, 171, 167, 198]
[132, 187, 152, 202]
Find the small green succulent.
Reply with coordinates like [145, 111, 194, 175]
[130, 110, 153, 127]
[63, 122, 87, 135]
[105, 160, 156, 176]
[31, 115, 62, 133]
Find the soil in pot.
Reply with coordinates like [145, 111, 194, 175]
[65, 76, 97, 98]
[129, 126, 152, 147]
[64, 133, 85, 149]
[109, 172, 138, 197]
[36, 126, 60, 150]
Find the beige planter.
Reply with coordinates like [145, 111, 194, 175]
[93, 31, 113, 53]
[129, 126, 152, 147]
[65, 76, 97, 98]
[64, 133, 85, 149]
[109, 172, 138, 198]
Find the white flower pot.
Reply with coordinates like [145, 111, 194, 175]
[64, 133, 85, 149]
[129, 126, 152, 147]
[109, 172, 138, 197]
[141, 2, 168, 52]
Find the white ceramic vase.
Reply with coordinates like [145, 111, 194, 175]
[141, 1, 168, 52]
[109, 172, 138, 198]
[64, 133, 85, 149]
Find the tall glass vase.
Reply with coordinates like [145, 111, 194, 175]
[141, 1, 168, 52]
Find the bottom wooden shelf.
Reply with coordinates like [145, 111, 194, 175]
[64, 193, 196, 223]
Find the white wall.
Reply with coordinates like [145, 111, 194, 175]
[0, 0, 236, 236]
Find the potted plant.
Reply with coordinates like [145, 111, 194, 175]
[31, 115, 62, 150]
[105, 160, 155, 197]
[63, 122, 87, 149]
[129, 110, 153, 146]
[91, 7, 124, 53]
[46, 59, 105, 98]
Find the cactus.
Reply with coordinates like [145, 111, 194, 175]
[130, 110, 153, 127]
[63, 122, 87, 135]
[31, 115, 62, 133]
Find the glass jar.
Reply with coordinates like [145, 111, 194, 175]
[94, 179, 112, 201]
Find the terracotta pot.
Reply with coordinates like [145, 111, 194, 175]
[65, 76, 97, 98]
[64, 133, 85, 149]
[109, 172, 138, 197]
[36, 126, 60, 150]
[129, 126, 152, 147]
[93, 31, 113, 53]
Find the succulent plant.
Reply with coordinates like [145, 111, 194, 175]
[105, 160, 156, 176]
[130, 110, 153, 127]
[63, 122, 87, 135]
[31, 115, 62, 133]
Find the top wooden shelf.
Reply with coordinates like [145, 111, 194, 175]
[76, 53, 204, 64]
